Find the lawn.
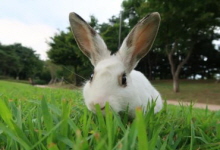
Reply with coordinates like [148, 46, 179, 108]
[153, 80, 220, 105]
[0, 80, 220, 150]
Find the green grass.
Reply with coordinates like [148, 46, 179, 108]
[0, 80, 220, 150]
[153, 80, 220, 105]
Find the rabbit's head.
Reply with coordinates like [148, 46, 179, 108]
[69, 12, 160, 113]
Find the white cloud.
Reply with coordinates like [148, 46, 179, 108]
[1, 0, 123, 29]
[0, 19, 56, 60]
[0, 0, 123, 60]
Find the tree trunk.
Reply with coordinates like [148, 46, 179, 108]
[59, 76, 64, 85]
[73, 66, 78, 86]
[16, 71, 20, 80]
[73, 73, 77, 86]
[173, 75, 179, 92]
[166, 41, 192, 93]
[49, 78, 54, 84]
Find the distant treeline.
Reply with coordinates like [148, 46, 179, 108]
[0, 43, 49, 84]
[0, 43, 86, 85]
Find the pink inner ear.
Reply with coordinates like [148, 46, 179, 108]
[77, 25, 92, 52]
[133, 23, 155, 56]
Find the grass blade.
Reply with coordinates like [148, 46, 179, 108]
[136, 107, 149, 150]
[31, 120, 64, 150]
[0, 122, 31, 149]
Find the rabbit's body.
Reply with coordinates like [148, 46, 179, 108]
[129, 70, 163, 113]
[69, 12, 163, 117]
[83, 56, 162, 117]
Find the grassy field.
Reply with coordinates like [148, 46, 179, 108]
[153, 80, 220, 105]
[0, 80, 220, 150]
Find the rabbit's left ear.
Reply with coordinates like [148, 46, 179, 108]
[118, 12, 161, 73]
[69, 12, 110, 66]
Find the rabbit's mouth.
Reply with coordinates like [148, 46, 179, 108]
[100, 106, 105, 110]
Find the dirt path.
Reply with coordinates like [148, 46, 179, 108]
[167, 100, 220, 111]
[35, 85, 49, 88]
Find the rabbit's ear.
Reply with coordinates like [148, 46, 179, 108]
[69, 12, 110, 66]
[118, 12, 160, 73]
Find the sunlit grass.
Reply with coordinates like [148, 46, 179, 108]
[0, 80, 220, 150]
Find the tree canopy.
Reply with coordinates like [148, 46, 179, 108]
[0, 43, 43, 80]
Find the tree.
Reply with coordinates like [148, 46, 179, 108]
[0, 43, 43, 80]
[0, 44, 20, 76]
[122, 0, 220, 92]
[47, 29, 90, 85]
[185, 35, 220, 79]
[100, 15, 129, 53]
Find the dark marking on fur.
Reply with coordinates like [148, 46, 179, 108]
[143, 13, 151, 20]
[138, 13, 152, 25]
[74, 13, 96, 36]
[74, 13, 87, 24]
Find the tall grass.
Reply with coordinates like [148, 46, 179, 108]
[0, 81, 220, 150]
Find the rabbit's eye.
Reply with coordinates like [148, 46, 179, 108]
[90, 73, 94, 81]
[121, 73, 127, 87]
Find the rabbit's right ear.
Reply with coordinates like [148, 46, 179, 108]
[118, 12, 161, 73]
[69, 12, 110, 66]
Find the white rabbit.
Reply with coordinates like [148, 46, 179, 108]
[69, 12, 163, 117]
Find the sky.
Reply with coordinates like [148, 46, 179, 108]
[1, 0, 219, 61]
[0, 0, 123, 60]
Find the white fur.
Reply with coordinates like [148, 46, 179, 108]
[69, 12, 163, 117]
